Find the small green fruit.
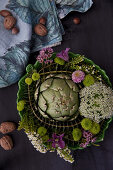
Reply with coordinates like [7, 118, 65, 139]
[38, 127, 47, 136]
[72, 128, 82, 141]
[25, 78, 32, 85]
[54, 57, 65, 65]
[81, 118, 92, 130]
[32, 73, 40, 81]
[89, 122, 100, 135]
[17, 100, 25, 111]
[83, 75, 95, 87]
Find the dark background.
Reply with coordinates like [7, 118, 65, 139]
[0, 0, 113, 169]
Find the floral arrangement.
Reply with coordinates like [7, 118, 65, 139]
[17, 48, 113, 163]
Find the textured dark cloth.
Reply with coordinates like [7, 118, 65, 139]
[0, 0, 113, 169]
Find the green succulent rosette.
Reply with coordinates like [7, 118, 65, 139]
[17, 48, 113, 163]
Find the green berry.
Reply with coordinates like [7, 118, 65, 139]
[32, 73, 40, 81]
[83, 75, 95, 87]
[81, 118, 92, 130]
[25, 78, 32, 85]
[89, 122, 100, 135]
[54, 57, 65, 65]
[42, 135, 49, 142]
[72, 128, 82, 141]
[17, 100, 25, 111]
[37, 127, 47, 136]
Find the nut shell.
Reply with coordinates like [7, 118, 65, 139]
[12, 27, 19, 35]
[0, 10, 12, 17]
[4, 16, 16, 30]
[39, 17, 46, 25]
[34, 23, 47, 36]
[0, 122, 16, 134]
[0, 135, 13, 150]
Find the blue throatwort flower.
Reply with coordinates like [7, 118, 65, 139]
[56, 48, 70, 61]
[48, 133, 65, 149]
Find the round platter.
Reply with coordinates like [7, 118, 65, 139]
[17, 49, 113, 162]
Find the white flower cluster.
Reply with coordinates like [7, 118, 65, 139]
[57, 147, 74, 163]
[79, 82, 113, 122]
[26, 132, 74, 163]
[26, 132, 48, 153]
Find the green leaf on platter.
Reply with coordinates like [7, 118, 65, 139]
[26, 64, 34, 73]
[34, 61, 42, 70]
[51, 53, 57, 59]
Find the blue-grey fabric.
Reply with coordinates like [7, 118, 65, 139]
[0, 0, 93, 88]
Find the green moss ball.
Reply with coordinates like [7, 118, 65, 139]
[42, 135, 49, 142]
[83, 75, 95, 87]
[17, 100, 25, 111]
[72, 128, 82, 141]
[81, 118, 92, 130]
[38, 127, 47, 136]
[32, 73, 40, 81]
[89, 122, 100, 135]
[25, 78, 32, 85]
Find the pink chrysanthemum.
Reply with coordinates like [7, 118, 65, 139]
[72, 70, 85, 83]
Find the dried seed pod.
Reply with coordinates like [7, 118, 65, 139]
[0, 135, 13, 150]
[0, 10, 12, 17]
[0, 122, 16, 134]
[39, 17, 46, 25]
[4, 16, 16, 30]
[34, 23, 47, 36]
[12, 27, 19, 35]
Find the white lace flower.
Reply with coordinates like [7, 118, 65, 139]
[57, 146, 74, 163]
[26, 132, 47, 153]
[79, 82, 113, 122]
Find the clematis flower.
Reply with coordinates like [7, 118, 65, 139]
[56, 48, 70, 62]
[80, 142, 89, 148]
[91, 137, 97, 143]
[72, 70, 85, 83]
[80, 130, 97, 148]
[48, 133, 65, 149]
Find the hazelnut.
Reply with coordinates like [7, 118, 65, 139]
[0, 10, 12, 17]
[34, 23, 47, 36]
[12, 27, 19, 35]
[39, 17, 46, 25]
[73, 17, 81, 25]
[0, 135, 13, 150]
[4, 16, 16, 30]
[0, 122, 16, 134]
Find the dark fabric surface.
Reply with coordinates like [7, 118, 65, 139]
[0, 0, 113, 169]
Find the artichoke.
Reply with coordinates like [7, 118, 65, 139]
[36, 74, 79, 121]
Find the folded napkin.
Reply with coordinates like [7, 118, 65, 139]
[0, 0, 93, 88]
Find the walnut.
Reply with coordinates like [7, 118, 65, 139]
[4, 16, 16, 30]
[34, 23, 47, 36]
[0, 135, 13, 150]
[73, 17, 81, 25]
[0, 122, 16, 134]
[39, 17, 46, 25]
[0, 10, 12, 17]
[12, 27, 19, 35]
